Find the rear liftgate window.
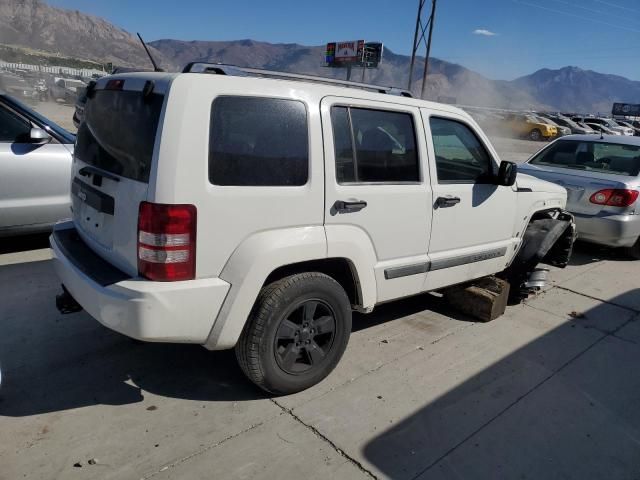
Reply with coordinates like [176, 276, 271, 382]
[209, 97, 309, 186]
[75, 89, 164, 183]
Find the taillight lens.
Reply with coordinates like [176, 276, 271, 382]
[589, 189, 639, 207]
[137, 202, 196, 281]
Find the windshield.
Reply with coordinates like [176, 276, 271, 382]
[556, 117, 578, 128]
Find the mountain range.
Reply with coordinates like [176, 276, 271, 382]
[1, 0, 639, 113]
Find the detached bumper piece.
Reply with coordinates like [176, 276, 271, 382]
[504, 210, 577, 301]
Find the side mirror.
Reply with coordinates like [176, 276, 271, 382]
[497, 160, 517, 186]
[30, 127, 51, 144]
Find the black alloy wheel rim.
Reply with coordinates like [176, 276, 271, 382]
[274, 299, 337, 375]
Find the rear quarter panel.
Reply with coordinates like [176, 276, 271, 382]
[150, 75, 326, 279]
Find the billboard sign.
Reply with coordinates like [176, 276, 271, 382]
[335, 40, 364, 63]
[362, 42, 383, 68]
[326, 40, 364, 66]
[612, 102, 640, 116]
[325, 41, 383, 68]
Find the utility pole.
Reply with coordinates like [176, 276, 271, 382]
[407, 0, 424, 91]
[407, 0, 438, 99]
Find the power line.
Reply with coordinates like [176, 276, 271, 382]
[512, 0, 640, 34]
[546, 0, 639, 24]
[593, 0, 640, 15]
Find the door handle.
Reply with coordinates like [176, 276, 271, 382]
[333, 200, 368, 214]
[435, 196, 461, 208]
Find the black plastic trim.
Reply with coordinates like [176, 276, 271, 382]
[79, 165, 121, 182]
[53, 227, 131, 287]
[72, 178, 115, 215]
[430, 247, 508, 271]
[384, 262, 430, 280]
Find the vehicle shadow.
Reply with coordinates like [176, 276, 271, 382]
[0, 233, 50, 255]
[353, 292, 476, 333]
[0, 258, 266, 417]
[568, 240, 634, 266]
[0, 259, 475, 417]
[362, 289, 640, 479]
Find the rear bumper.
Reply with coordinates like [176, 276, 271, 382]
[574, 212, 640, 248]
[50, 222, 230, 343]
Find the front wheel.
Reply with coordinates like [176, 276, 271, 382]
[529, 128, 542, 141]
[236, 272, 352, 395]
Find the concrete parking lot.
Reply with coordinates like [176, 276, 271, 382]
[2, 127, 638, 479]
[1, 236, 639, 479]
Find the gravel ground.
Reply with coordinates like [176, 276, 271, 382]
[33, 101, 76, 132]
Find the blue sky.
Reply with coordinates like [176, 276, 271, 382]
[48, 0, 640, 80]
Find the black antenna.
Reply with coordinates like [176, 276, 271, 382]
[137, 32, 163, 72]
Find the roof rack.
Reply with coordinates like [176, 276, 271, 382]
[182, 62, 413, 97]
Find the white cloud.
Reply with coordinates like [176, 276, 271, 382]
[473, 29, 498, 36]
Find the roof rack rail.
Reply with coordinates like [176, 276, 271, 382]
[182, 62, 413, 98]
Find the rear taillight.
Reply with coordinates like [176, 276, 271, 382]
[589, 189, 639, 207]
[137, 202, 196, 281]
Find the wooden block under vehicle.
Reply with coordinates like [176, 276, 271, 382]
[443, 276, 510, 322]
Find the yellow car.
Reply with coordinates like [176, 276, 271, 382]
[502, 113, 557, 141]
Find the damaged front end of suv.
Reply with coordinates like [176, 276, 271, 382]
[502, 209, 577, 301]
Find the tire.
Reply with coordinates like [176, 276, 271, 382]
[625, 237, 640, 259]
[529, 129, 542, 141]
[235, 272, 352, 395]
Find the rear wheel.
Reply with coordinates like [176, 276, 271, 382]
[529, 129, 542, 141]
[236, 272, 352, 395]
[625, 237, 640, 259]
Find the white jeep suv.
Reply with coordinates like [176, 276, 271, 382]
[51, 66, 575, 394]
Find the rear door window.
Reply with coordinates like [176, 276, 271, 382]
[75, 89, 164, 183]
[209, 96, 309, 186]
[330, 106, 419, 183]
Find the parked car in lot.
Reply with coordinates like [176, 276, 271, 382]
[585, 122, 621, 135]
[519, 135, 640, 257]
[536, 116, 571, 137]
[501, 113, 557, 141]
[0, 72, 39, 104]
[51, 67, 575, 394]
[573, 116, 634, 136]
[0, 93, 75, 236]
[542, 114, 595, 135]
[614, 120, 640, 136]
[49, 77, 86, 103]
